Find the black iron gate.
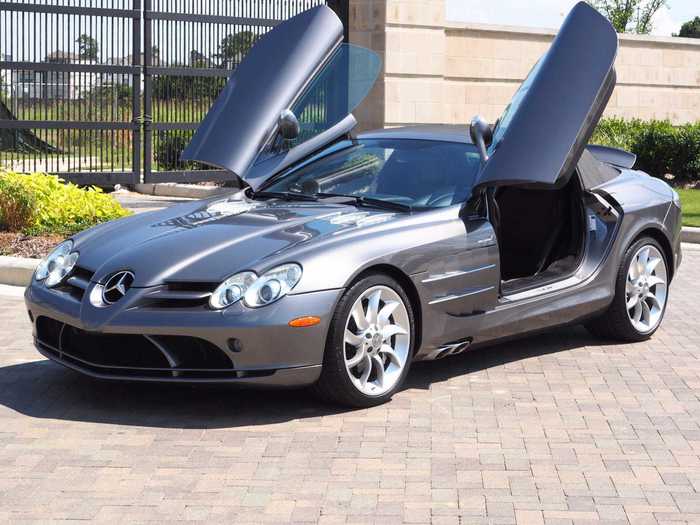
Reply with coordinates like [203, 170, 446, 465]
[0, 0, 347, 186]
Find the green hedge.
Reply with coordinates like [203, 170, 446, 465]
[0, 171, 130, 235]
[591, 118, 700, 182]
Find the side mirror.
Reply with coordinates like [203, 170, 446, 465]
[278, 109, 300, 141]
[469, 115, 493, 164]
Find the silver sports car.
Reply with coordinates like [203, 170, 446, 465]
[25, 2, 682, 407]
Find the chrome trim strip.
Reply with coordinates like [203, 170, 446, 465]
[422, 264, 496, 284]
[429, 286, 495, 305]
[66, 275, 90, 290]
[144, 335, 181, 371]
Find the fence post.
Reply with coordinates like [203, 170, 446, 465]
[132, 0, 142, 185]
[143, 0, 153, 183]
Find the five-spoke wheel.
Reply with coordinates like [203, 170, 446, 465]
[314, 274, 414, 407]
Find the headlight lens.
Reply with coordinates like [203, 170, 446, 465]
[35, 240, 79, 288]
[244, 263, 303, 308]
[209, 271, 257, 309]
[209, 263, 303, 310]
[672, 189, 681, 208]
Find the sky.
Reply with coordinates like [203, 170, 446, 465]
[446, 0, 699, 36]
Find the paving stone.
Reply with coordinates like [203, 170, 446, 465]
[0, 250, 699, 524]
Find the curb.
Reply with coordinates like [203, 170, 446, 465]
[2, 228, 700, 288]
[0, 256, 38, 288]
[134, 183, 231, 200]
[681, 226, 700, 244]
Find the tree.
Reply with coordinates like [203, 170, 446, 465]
[75, 34, 99, 61]
[190, 50, 210, 68]
[215, 31, 258, 68]
[678, 17, 700, 38]
[587, 0, 668, 34]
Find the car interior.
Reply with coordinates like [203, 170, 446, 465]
[373, 144, 480, 208]
[487, 171, 586, 295]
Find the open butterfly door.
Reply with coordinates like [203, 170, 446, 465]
[182, 5, 381, 190]
[473, 2, 618, 190]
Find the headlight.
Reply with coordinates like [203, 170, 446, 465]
[209, 271, 257, 309]
[34, 240, 79, 288]
[672, 189, 681, 208]
[209, 263, 303, 310]
[244, 263, 303, 308]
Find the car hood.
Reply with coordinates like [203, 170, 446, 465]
[72, 195, 400, 288]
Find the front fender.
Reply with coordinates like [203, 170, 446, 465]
[286, 206, 467, 294]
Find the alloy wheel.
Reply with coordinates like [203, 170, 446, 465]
[625, 244, 668, 334]
[343, 285, 410, 396]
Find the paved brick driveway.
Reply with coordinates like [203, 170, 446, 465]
[1, 249, 699, 524]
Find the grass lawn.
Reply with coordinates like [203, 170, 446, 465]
[678, 189, 700, 227]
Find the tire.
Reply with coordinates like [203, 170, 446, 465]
[585, 237, 669, 342]
[313, 274, 415, 408]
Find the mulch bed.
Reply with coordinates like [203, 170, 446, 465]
[0, 232, 64, 259]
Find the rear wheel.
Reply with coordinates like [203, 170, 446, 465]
[313, 275, 414, 407]
[586, 237, 669, 341]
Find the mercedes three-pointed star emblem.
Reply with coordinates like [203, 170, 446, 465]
[101, 271, 135, 305]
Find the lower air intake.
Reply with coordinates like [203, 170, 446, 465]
[35, 316, 235, 379]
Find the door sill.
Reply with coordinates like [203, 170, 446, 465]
[501, 274, 582, 303]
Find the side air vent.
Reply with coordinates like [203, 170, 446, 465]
[424, 338, 473, 360]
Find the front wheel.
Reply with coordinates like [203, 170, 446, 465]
[313, 274, 415, 407]
[586, 237, 669, 341]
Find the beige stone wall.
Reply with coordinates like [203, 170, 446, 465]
[350, 0, 700, 130]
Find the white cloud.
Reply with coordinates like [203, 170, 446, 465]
[650, 7, 681, 36]
[447, 0, 578, 28]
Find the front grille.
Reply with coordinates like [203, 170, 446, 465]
[138, 282, 217, 309]
[36, 316, 238, 379]
[54, 266, 94, 301]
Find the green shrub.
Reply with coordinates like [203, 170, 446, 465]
[0, 175, 35, 231]
[155, 132, 192, 171]
[630, 120, 678, 179]
[0, 171, 130, 235]
[676, 123, 700, 180]
[591, 117, 645, 150]
[592, 118, 700, 182]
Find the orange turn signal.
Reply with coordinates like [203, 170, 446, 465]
[288, 316, 321, 328]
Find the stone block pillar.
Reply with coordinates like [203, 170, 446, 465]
[349, 0, 447, 131]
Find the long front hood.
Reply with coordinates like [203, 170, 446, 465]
[72, 195, 399, 287]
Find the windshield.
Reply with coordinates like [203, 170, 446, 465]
[263, 139, 482, 208]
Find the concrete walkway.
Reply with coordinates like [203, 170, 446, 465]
[113, 190, 195, 215]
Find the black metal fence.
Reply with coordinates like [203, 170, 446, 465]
[0, 0, 346, 186]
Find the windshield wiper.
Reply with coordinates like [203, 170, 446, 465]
[315, 193, 412, 213]
[252, 191, 319, 202]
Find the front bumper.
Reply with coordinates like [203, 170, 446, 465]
[25, 281, 342, 386]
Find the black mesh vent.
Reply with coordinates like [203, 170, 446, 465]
[35, 316, 235, 379]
